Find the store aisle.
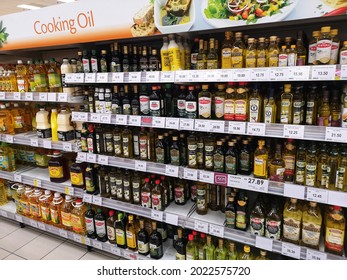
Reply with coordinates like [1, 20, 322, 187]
[0, 217, 126, 260]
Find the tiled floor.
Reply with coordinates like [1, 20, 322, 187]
[0, 217, 127, 260]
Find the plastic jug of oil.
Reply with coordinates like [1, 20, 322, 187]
[12, 183, 25, 214]
[34, 148, 49, 168]
[0, 103, 15, 134]
[11, 103, 27, 134]
[47, 58, 62, 93]
[16, 60, 29, 93]
[36, 107, 51, 138]
[71, 198, 87, 235]
[50, 192, 64, 227]
[21, 187, 33, 217]
[61, 195, 74, 231]
[0, 180, 7, 206]
[48, 150, 69, 183]
[57, 108, 75, 141]
[0, 145, 10, 171]
[70, 161, 87, 189]
[39, 190, 53, 224]
[29, 188, 43, 220]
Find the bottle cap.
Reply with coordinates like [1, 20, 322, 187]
[54, 193, 61, 198]
[202, 85, 209, 90]
[244, 245, 250, 253]
[155, 179, 161, 185]
[109, 210, 115, 217]
[321, 26, 331, 33]
[145, 178, 150, 183]
[188, 234, 194, 241]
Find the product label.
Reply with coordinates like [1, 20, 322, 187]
[168, 47, 181, 71]
[82, 58, 90, 72]
[37, 128, 52, 139]
[231, 47, 243, 68]
[150, 100, 161, 115]
[176, 252, 186, 260]
[186, 101, 197, 116]
[138, 240, 149, 254]
[239, 152, 250, 172]
[308, 43, 317, 64]
[305, 164, 317, 186]
[123, 137, 130, 157]
[222, 48, 232, 68]
[225, 210, 235, 228]
[225, 155, 237, 174]
[215, 96, 225, 118]
[126, 231, 136, 249]
[123, 181, 130, 201]
[161, 50, 171, 71]
[61, 211, 71, 227]
[224, 99, 235, 120]
[34, 74, 48, 89]
[234, 100, 247, 121]
[265, 219, 281, 240]
[254, 157, 267, 177]
[295, 161, 306, 184]
[116, 228, 126, 246]
[95, 220, 106, 237]
[284, 155, 295, 177]
[236, 211, 246, 230]
[306, 101, 315, 124]
[14, 116, 23, 129]
[85, 216, 95, 234]
[51, 209, 60, 224]
[198, 97, 211, 118]
[150, 243, 163, 258]
[71, 214, 83, 233]
[30, 203, 40, 218]
[264, 105, 273, 123]
[175, 186, 185, 204]
[140, 95, 150, 115]
[330, 42, 339, 64]
[341, 50, 347, 65]
[71, 172, 83, 186]
[246, 51, 256, 68]
[196, 189, 206, 210]
[17, 79, 26, 92]
[213, 153, 224, 171]
[170, 149, 180, 165]
[177, 99, 186, 117]
[337, 167, 346, 190]
[325, 227, 345, 252]
[152, 193, 162, 211]
[316, 39, 332, 64]
[250, 217, 265, 235]
[283, 217, 301, 242]
[141, 191, 151, 208]
[133, 182, 140, 203]
[48, 73, 62, 89]
[280, 99, 291, 123]
[302, 222, 321, 246]
[116, 181, 123, 200]
[257, 50, 267, 67]
[268, 50, 279, 67]
[278, 53, 288, 67]
[107, 226, 116, 241]
[139, 139, 148, 160]
[49, 166, 64, 179]
[293, 101, 302, 124]
[249, 99, 260, 122]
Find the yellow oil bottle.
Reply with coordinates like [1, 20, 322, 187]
[71, 198, 87, 235]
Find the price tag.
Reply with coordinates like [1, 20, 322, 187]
[247, 123, 266, 136]
[165, 213, 178, 226]
[306, 249, 327, 260]
[30, 138, 39, 147]
[218, 69, 233, 81]
[179, 118, 195, 130]
[128, 72, 142, 83]
[15, 214, 23, 223]
[228, 175, 243, 188]
[33, 179, 41, 188]
[194, 220, 209, 233]
[47, 92, 57, 102]
[5, 135, 13, 143]
[0, 92, 5, 99]
[73, 234, 82, 243]
[250, 68, 269, 81]
[63, 142, 72, 152]
[199, 170, 214, 184]
[255, 236, 273, 251]
[83, 194, 93, 203]
[288, 66, 310, 80]
[110, 246, 121, 256]
[195, 119, 210, 132]
[209, 120, 225, 133]
[165, 118, 179, 130]
[38, 222, 46, 231]
[92, 196, 103, 206]
[128, 116, 141, 126]
[306, 188, 328, 204]
[183, 168, 198, 181]
[152, 117, 166, 128]
[77, 152, 87, 162]
[160, 71, 175, 82]
[165, 165, 179, 177]
[325, 127, 347, 143]
[0, 210, 7, 218]
[281, 243, 301, 259]
[175, 71, 189, 82]
[228, 121, 247, 134]
[233, 69, 250, 81]
[311, 65, 336, 80]
[92, 240, 103, 250]
[284, 184, 305, 200]
[135, 160, 147, 172]
[111, 72, 124, 83]
[87, 153, 97, 163]
[64, 73, 74, 83]
[14, 174, 22, 183]
[328, 191, 347, 208]
[100, 113, 112, 124]
[78, 112, 89, 122]
[214, 173, 228, 186]
[13, 92, 21, 100]
[341, 65, 347, 80]
[30, 220, 38, 228]
[73, 73, 85, 83]
[25, 92, 33, 101]
[39, 92, 48, 101]
[98, 155, 109, 165]
[96, 73, 110, 83]
[269, 67, 288, 81]
[123, 251, 137, 260]
[246, 177, 269, 193]
[145, 71, 160, 82]
[283, 125, 305, 139]
[116, 115, 128, 125]
[64, 186, 74, 196]
[204, 71, 218, 81]
[85, 73, 97, 83]
[59, 229, 68, 238]
[189, 70, 203, 81]
[209, 224, 224, 238]
[90, 113, 101, 123]
[151, 210, 164, 221]
[71, 112, 79, 122]
[57, 93, 68, 102]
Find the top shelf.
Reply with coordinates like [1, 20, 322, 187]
[64, 65, 347, 84]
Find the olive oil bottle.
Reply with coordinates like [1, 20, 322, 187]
[283, 198, 302, 244]
[187, 132, 198, 169]
[225, 141, 238, 175]
[245, 38, 257, 68]
[280, 84, 293, 124]
[231, 32, 245, 68]
[302, 202, 322, 249]
[295, 141, 306, 185]
[253, 140, 268, 179]
[256, 37, 268, 67]
[213, 141, 225, 172]
[198, 85, 212, 119]
[221, 31, 233, 69]
[305, 145, 318, 187]
[267, 36, 279, 67]
[325, 206, 345, 255]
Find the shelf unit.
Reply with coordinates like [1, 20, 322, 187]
[0, 92, 84, 103]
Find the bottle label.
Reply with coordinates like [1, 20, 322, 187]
[123, 104, 131, 115]
[152, 193, 162, 211]
[295, 161, 306, 184]
[293, 101, 302, 124]
[225, 210, 235, 228]
[157, 227, 167, 240]
[155, 147, 164, 163]
[61, 211, 71, 227]
[133, 182, 140, 203]
[268, 50, 279, 67]
[138, 240, 149, 254]
[225, 155, 237, 174]
[95, 220, 106, 237]
[245, 51, 256, 68]
[116, 228, 126, 246]
[186, 251, 195, 260]
[37, 128, 52, 139]
[91, 58, 98, 72]
[231, 47, 243, 68]
[140, 95, 150, 115]
[264, 105, 273, 123]
[14, 116, 23, 129]
[186, 101, 197, 115]
[224, 99, 235, 120]
[319, 164, 328, 187]
[337, 167, 346, 190]
[126, 231, 137, 248]
[22, 201, 31, 216]
[82, 58, 90, 72]
[85, 216, 95, 235]
[316, 39, 332, 64]
[249, 99, 260, 123]
[215, 96, 225, 118]
[265, 219, 281, 240]
[176, 252, 186, 260]
[198, 97, 211, 118]
[283, 217, 300, 241]
[302, 222, 321, 246]
[287, 53, 297, 67]
[196, 189, 206, 210]
[205, 145, 214, 168]
[213, 153, 224, 171]
[196, 60, 206, 70]
[170, 148, 180, 165]
[71, 214, 83, 233]
[150, 100, 161, 114]
[305, 164, 317, 186]
[161, 50, 171, 71]
[254, 157, 267, 177]
[150, 243, 163, 258]
[280, 99, 291, 123]
[284, 155, 295, 177]
[278, 53, 288, 67]
[30, 203, 40, 218]
[123, 137, 130, 157]
[250, 217, 265, 235]
[236, 210, 247, 230]
[34, 74, 48, 89]
[234, 100, 247, 121]
[308, 43, 317, 64]
[177, 99, 186, 117]
[48, 73, 62, 89]
[0, 155, 9, 170]
[257, 50, 267, 67]
[141, 191, 152, 208]
[330, 42, 339, 64]
[305, 101, 315, 124]
[175, 186, 185, 204]
[71, 172, 84, 186]
[17, 79, 26, 92]
[50, 209, 60, 224]
[240, 152, 250, 172]
[341, 50, 347, 65]
[49, 166, 64, 179]
[140, 139, 148, 160]
[222, 48, 232, 68]
[107, 226, 116, 241]
[116, 183, 123, 200]
[123, 181, 130, 201]
[325, 227, 344, 252]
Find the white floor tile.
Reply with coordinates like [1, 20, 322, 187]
[0, 218, 20, 239]
[3, 254, 25, 260]
[15, 234, 64, 260]
[80, 251, 118, 260]
[0, 248, 11, 259]
[42, 241, 87, 260]
[0, 227, 41, 252]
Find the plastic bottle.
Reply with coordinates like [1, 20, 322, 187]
[57, 108, 75, 141]
[0, 103, 15, 134]
[160, 37, 171, 71]
[60, 195, 74, 231]
[33, 60, 48, 92]
[21, 187, 33, 217]
[71, 198, 87, 235]
[168, 34, 182, 71]
[50, 193, 64, 227]
[50, 108, 58, 141]
[47, 58, 62, 92]
[48, 150, 69, 183]
[0, 144, 10, 171]
[39, 190, 53, 224]
[60, 58, 74, 94]
[16, 60, 29, 93]
[29, 188, 43, 220]
[11, 103, 27, 134]
[36, 107, 52, 138]
[0, 180, 8, 206]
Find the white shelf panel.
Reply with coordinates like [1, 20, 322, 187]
[0, 92, 84, 103]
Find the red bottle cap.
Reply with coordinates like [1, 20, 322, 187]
[155, 179, 161, 185]
[145, 178, 150, 183]
[109, 210, 115, 217]
[188, 234, 194, 241]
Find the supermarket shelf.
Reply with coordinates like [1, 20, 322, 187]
[0, 132, 80, 152]
[0, 91, 84, 103]
[64, 65, 347, 84]
[76, 152, 347, 209]
[72, 112, 347, 144]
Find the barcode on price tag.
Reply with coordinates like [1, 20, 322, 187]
[116, 115, 128, 125]
[255, 236, 273, 251]
[100, 114, 112, 124]
[199, 170, 214, 184]
[228, 175, 243, 188]
[228, 121, 247, 134]
[92, 196, 103, 206]
[145, 72, 160, 82]
[13, 92, 21, 100]
[160, 71, 175, 82]
[98, 155, 109, 165]
[165, 213, 178, 226]
[179, 119, 194, 130]
[63, 142, 72, 152]
[281, 243, 301, 259]
[135, 160, 147, 172]
[30, 138, 39, 147]
[83, 194, 93, 203]
[25, 92, 33, 100]
[194, 220, 209, 233]
[183, 168, 198, 181]
[87, 153, 97, 163]
[195, 119, 209, 131]
[325, 127, 347, 143]
[306, 249, 327, 260]
[209, 120, 225, 133]
[151, 210, 164, 221]
[39, 92, 48, 101]
[247, 123, 266, 136]
[288, 66, 310, 80]
[233, 69, 250, 81]
[306, 188, 328, 204]
[128, 116, 141, 126]
[165, 165, 179, 177]
[111, 72, 124, 83]
[250, 68, 269, 81]
[128, 72, 142, 82]
[311, 65, 336, 80]
[85, 73, 96, 83]
[246, 177, 269, 193]
[152, 117, 166, 128]
[96, 73, 110, 83]
[283, 125, 305, 139]
[165, 118, 179, 130]
[209, 224, 224, 238]
[73, 73, 85, 83]
[269, 67, 288, 81]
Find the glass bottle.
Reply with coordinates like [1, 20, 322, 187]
[265, 202, 282, 240]
[225, 195, 236, 228]
[305, 145, 318, 187]
[126, 215, 137, 251]
[280, 84, 293, 124]
[235, 191, 248, 231]
[198, 85, 212, 119]
[187, 132, 198, 169]
[152, 179, 165, 211]
[185, 85, 197, 119]
[149, 86, 161, 117]
[100, 50, 108, 72]
[283, 198, 302, 244]
[214, 84, 226, 120]
[115, 212, 127, 249]
[325, 206, 345, 255]
[175, 179, 187, 205]
[245, 38, 257, 68]
[301, 202, 322, 249]
[175, 227, 186, 260]
[278, 45, 288, 67]
[248, 84, 262, 123]
[149, 221, 163, 259]
[308, 31, 320, 65]
[221, 31, 233, 69]
[138, 219, 150, 256]
[239, 245, 254, 260]
[95, 208, 107, 242]
[238, 140, 251, 175]
[296, 31, 307, 66]
[196, 183, 208, 215]
[283, 139, 296, 182]
[316, 26, 332, 65]
[340, 41, 347, 65]
[106, 210, 116, 245]
[149, 49, 160, 71]
[203, 235, 215, 260]
[139, 46, 149, 71]
[317, 143, 329, 188]
[225, 141, 238, 175]
[227, 242, 238, 260]
[141, 178, 152, 208]
[234, 82, 248, 122]
[122, 126, 133, 158]
[196, 39, 206, 70]
[224, 82, 236, 121]
[326, 145, 339, 190]
[257, 37, 268, 67]
[207, 38, 218, 69]
[231, 32, 245, 68]
[204, 134, 215, 171]
[337, 147, 347, 192]
[213, 141, 225, 172]
[263, 87, 277, 123]
[317, 86, 330, 126]
[267, 36, 279, 67]
[253, 140, 268, 179]
[179, 133, 187, 166]
[269, 144, 285, 182]
[170, 136, 180, 166]
[256, 250, 269, 260]
[249, 198, 266, 236]
[295, 142, 306, 185]
[215, 239, 227, 260]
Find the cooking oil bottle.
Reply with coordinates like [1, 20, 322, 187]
[267, 36, 279, 67]
[11, 103, 27, 134]
[40, 190, 53, 224]
[280, 84, 293, 124]
[61, 195, 74, 231]
[0, 180, 8, 206]
[16, 60, 29, 93]
[33, 60, 48, 92]
[0, 103, 15, 134]
[57, 107, 75, 141]
[71, 198, 87, 235]
[21, 187, 33, 217]
[160, 37, 171, 71]
[325, 206, 345, 255]
[253, 140, 268, 179]
[50, 193, 64, 228]
[283, 198, 302, 244]
[301, 201, 322, 249]
[168, 34, 182, 71]
[36, 107, 51, 138]
[51, 108, 58, 141]
[29, 188, 43, 220]
[245, 38, 257, 68]
[231, 32, 245, 68]
[47, 58, 62, 92]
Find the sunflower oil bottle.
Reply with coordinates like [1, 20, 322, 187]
[0, 179, 7, 206]
[33, 60, 48, 92]
[39, 190, 53, 224]
[71, 198, 87, 235]
[16, 60, 29, 93]
[29, 188, 43, 220]
[47, 58, 62, 93]
[0, 103, 15, 134]
[11, 103, 27, 134]
[21, 187, 33, 217]
[61, 195, 74, 231]
[49, 193, 64, 227]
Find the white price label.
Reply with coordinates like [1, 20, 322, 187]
[209, 120, 225, 133]
[111, 72, 124, 83]
[0, 210, 7, 218]
[283, 183, 305, 200]
[73, 73, 85, 83]
[165, 165, 179, 177]
[228, 175, 243, 188]
[110, 246, 121, 256]
[135, 160, 147, 172]
[328, 191, 347, 208]
[341, 65, 347, 80]
[115, 115, 128, 125]
[63, 142, 73, 152]
[87, 153, 97, 163]
[325, 127, 347, 143]
[255, 236, 273, 251]
[73, 234, 82, 243]
[30, 138, 39, 147]
[209, 224, 224, 238]
[179, 118, 195, 130]
[283, 125, 305, 139]
[129, 115, 141, 126]
[306, 249, 327, 260]
[13, 92, 21, 100]
[0, 92, 5, 99]
[59, 229, 68, 238]
[90, 113, 101, 123]
[288, 66, 310, 80]
[269, 67, 288, 81]
[312, 65, 336, 80]
[92, 196, 103, 206]
[123, 251, 137, 260]
[25, 92, 33, 101]
[78, 112, 89, 122]
[233, 69, 250, 81]
[96, 73, 110, 83]
[183, 168, 198, 181]
[165, 213, 178, 226]
[306, 188, 328, 204]
[92, 240, 103, 250]
[195, 119, 210, 131]
[47, 92, 57, 102]
[71, 112, 79, 122]
[281, 243, 301, 259]
[194, 220, 209, 233]
[5, 135, 13, 143]
[98, 155, 109, 165]
[175, 71, 189, 82]
[165, 118, 179, 129]
[204, 71, 218, 81]
[128, 72, 142, 82]
[77, 152, 87, 162]
[152, 117, 166, 128]
[38, 222, 46, 231]
[57, 93, 68, 102]
[250, 68, 269, 81]
[14, 174, 22, 183]
[189, 70, 204, 81]
[100, 113, 112, 124]
[30, 220, 38, 228]
[199, 170, 214, 184]
[151, 210, 164, 221]
[145, 71, 160, 82]
[218, 69, 233, 81]
[83, 194, 93, 203]
[64, 73, 74, 83]
[85, 73, 97, 83]
[64, 186, 74, 196]
[246, 177, 269, 193]
[15, 214, 23, 223]
[33, 179, 41, 188]
[247, 123, 266, 136]
[228, 121, 247, 134]
[160, 71, 175, 82]
[39, 92, 48, 101]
